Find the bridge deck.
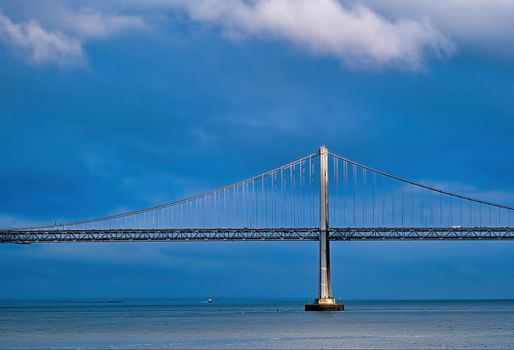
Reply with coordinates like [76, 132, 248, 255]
[1, 227, 513, 243]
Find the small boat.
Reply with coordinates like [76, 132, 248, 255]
[207, 298, 213, 304]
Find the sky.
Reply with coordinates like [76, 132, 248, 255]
[0, 0, 513, 300]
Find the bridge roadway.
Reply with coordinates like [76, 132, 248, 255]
[1, 227, 513, 243]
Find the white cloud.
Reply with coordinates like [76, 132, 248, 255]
[4, 0, 513, 69]
[163, 0, 454, 70]
[50, 7, 148, 40]
[361, 0, 514, 49]
[0, 6, 147, 67]
[0, 0, 455, 70]
[0, 11, 85, 66]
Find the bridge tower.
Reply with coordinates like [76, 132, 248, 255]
[305, 146, 344, 311]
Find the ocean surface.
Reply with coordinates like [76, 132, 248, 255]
[1, 299, 514, 349]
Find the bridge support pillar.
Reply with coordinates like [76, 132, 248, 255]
[305, 146, 344, 311]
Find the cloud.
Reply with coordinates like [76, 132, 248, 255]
[2, 0, 514, 70]
[0, 6, 147, 67]
[0, 10, 85, 66]
[163, 0, 454, 70]
[50, 7, 148, 40]
[361, 0, 514, 50]
[0, 0, 455, 70]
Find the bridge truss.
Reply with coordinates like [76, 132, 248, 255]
[1, 227, 514, 243]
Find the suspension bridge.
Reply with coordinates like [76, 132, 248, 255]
[1, 146, 513, 310]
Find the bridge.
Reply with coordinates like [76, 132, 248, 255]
[1, 146, 513, 310]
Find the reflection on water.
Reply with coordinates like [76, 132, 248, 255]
[1, 299, 514, 349]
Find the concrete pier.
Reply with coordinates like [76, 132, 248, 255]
[305, 146, 344, 311]
[305, 298, 344, 311]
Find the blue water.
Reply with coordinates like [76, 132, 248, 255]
[1, 299, 514, 349]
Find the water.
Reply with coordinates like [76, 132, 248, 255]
[1, 299, 514, 349]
